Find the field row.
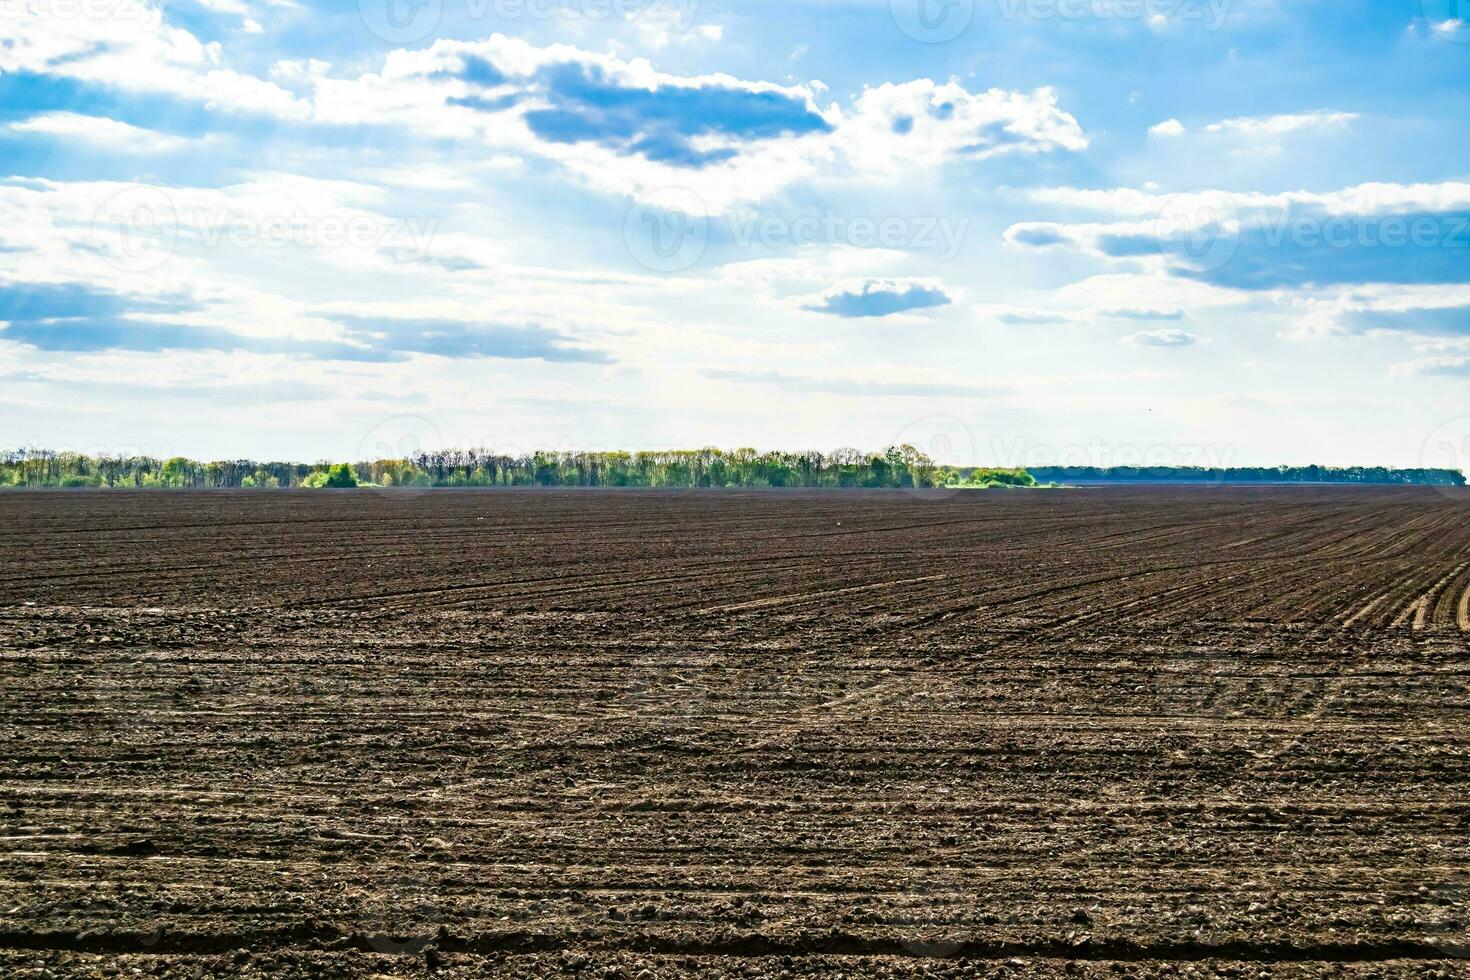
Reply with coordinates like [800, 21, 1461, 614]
[3, 488, 1470, 631]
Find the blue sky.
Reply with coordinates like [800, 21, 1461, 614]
[2, 0, 1469, 469]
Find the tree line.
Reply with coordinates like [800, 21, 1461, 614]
[5, 450, 1457, 490]
[1027, 465, 1466, 486]
[0, 447, 1035, 490]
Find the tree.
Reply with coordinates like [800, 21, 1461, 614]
[324, 463, 358, 488]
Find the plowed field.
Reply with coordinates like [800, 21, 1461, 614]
[1, 488, 1466, 978]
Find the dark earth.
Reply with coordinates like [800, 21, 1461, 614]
[1, 487, 1466, 977]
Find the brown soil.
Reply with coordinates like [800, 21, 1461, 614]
[0, 488, 1466, 978]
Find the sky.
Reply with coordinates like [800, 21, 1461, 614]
[2, 0, 1469, 470]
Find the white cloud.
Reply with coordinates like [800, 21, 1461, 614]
[628, 8, 723, 50]
[1003, 181, 1470, 314]
[0, 1, 309, 118]
[717, 245, 911, 290]
[977, 305, 1082, 326]
[1428, 18, 1469, 39]
[304, 36, 844, 211]
[1099, 305, 1185, 321]
[1067, 273, 1249, 311]
[303, 39, 1089, 211]
[1124, 329, 1205, 347]
[1020, 181, 1470, 220]
[1202, 110, 1357, 138]
[795, 277, 955, 318]
[0, 174, 431, 317]
[1287, 285, 1470, 339]
[270, 59, 331, 82]
[9, 113, 199, 153]
[1393, 354, 1470, 377]
[2, 9, 1087, 213]
[839, 80, 1088, 175]
[1143, 111, 1356, 156]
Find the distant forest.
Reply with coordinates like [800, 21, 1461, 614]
[0, 448, 1035, 490]
[1027, 465, 1466, 486]
[2, 450, 1460, 490]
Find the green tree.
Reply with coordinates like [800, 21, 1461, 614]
[323, 463, 358, 488]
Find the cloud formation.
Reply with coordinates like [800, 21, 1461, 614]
[1005, 182, 1470, 291]
[328, 315, 611, 363]
[0, 0, 308, 118]
[1339, 305, 1470, 336]
[1123, 329, 1204, 347]
[522, 61, 833, 168]
[803, 279, 952, 318]
[0, 280, 609, 363]
[1099, 306, 1186, 321]
[308, 39, 1090, 208]
[0, 5, 1092, 211]
[1150, 111, 1356, 140]
[838, 80, 1088, 174]
[8, 112, 198, 153]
